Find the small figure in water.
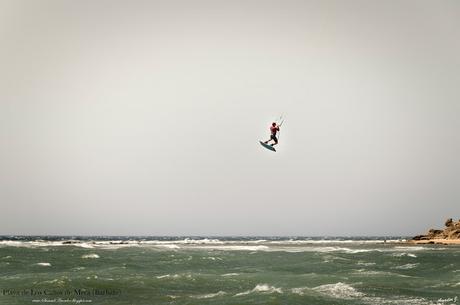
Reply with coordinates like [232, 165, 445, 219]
[264, 122, 280, 146]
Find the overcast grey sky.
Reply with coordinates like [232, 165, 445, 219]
[0, 0, 459, 236]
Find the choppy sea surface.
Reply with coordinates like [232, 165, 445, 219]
[0, 236, 459, 305]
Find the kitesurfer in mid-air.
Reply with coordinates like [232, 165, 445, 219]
[264, 122, 280, 146]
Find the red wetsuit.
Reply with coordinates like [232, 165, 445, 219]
[270, 125, 279, 135]
[270, 125, 279, 143]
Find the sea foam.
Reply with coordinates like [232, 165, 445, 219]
[82, 254, 100, 259]
[313, 282, 364, 299]
[235, 284, 283, 296]
[393, 263, 419, 270]
[192, 291, 226, 299]
[291, 287, 310, 295]
[392, 252, 417, 258]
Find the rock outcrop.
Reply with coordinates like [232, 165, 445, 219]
[412, 218, 460, 241]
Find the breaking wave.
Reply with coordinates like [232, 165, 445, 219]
[191, 291, 226, 299]
[235, 284, 283, 296]
[393, 263, 419, 270]
[81, 254, 100, 259]
[312, 282, 364, 299]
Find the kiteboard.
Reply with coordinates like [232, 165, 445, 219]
[259, 141, 276, 152]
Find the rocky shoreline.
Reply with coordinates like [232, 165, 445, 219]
[409, 218, 460, 245]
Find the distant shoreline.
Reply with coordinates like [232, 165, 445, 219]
[407, 239, 460, 245]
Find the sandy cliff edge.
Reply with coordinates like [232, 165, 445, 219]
[408, 218, 460, 245]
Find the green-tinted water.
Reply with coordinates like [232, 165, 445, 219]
[0, 238, 459, 305]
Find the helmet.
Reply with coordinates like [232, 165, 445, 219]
[272, 122, 277, 126]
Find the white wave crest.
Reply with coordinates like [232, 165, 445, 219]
[77, 243, 95, 249]
[252, 284, 282, 293]
[392, 252, 417, 258]
[142, 238, 223, 245]
[352, 269, 414, 278]
[235, 284, 283, 296]
[0, 240, 97, 249]
[156, 274, 179, 279]
[36, 262, 51, 267]
[156, 273, 193, 280]
[199, 245, 269, 251]
[39, 277, 69, 285]
[284, 246, 382, 254]
[393, 263, 418, 270]
[0, 238, 421, 253]
[357, 261, 376, 266]
[313, 282, 364, 299]
[393, 246, 426, 251]
[202, 256, 222, 261]
[81, 254, 100, 259]
[158, 244, 180, 249]
[268, 239, 393, 245]
[184, 238, 223, 244]
[291, 287, 310, 295]
[192, 291, 226, 299]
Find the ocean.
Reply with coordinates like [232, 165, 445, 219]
[0, 236, 459, 305]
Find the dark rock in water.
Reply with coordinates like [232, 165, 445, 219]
[445, 218, 453, 227]
[427, 229, 444, 239]
[62, 240, 80, 244]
